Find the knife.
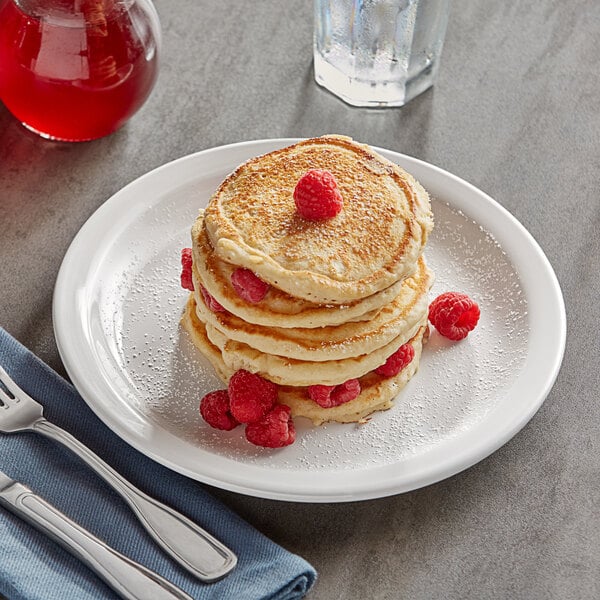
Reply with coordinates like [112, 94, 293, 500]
[0, 469, 193, 600]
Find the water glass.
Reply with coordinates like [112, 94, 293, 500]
[314, 0, 450, 107]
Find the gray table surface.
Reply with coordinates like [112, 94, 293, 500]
[1, 0, 599, 598]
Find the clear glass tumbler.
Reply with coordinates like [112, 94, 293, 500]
[314, 0, 450, 108]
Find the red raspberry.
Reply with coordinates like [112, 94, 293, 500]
[230, 268, 270, 304]
[180, 248, 194, 291]
[245, 404, 296, 448]
[199, 285, 226, 313]
[375, 343, 415, 377]
[293, 169, 343, 220]
[331, 379, 361, 405]
[429, 292, 481, 341]
[199, 390, 239, 431]
[308, 378, 361, 408]
[228, 369, 278, 423]
[307, 384, 335, 407]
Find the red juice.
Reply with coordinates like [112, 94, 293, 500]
[0, 0, 160, 141]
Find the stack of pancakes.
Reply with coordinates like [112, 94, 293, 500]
[182, 135, 434, 425]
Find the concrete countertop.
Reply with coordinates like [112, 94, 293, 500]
[1, 1, 598, 598]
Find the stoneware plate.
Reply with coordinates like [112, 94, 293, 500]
[53, 139, 566, 502]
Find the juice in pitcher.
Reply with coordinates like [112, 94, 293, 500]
[0, 0, 161, 141]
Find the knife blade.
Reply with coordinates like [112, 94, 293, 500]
[0, 469, 15, 492]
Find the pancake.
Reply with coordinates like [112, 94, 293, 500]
[192, 212, 408, 328]
[202, 135, 433, 304]
[192, 254, 433, 361]
[181, 296, 428, 425]
[185, 294, 428, 387]
[279, 332, 426, 425]
[204, 320, 426, 387]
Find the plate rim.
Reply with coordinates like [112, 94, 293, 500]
[53, 138, 566, 502]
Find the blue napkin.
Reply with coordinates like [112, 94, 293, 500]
[0, 328, 316, 600]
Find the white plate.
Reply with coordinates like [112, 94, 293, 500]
[53, 139, 566, 502]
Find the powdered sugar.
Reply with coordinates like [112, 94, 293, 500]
[98, 190, 528, 472]
[54, 141, 557, 502]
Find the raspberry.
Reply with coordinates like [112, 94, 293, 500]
[307, 384, 335, 407]
[230, 268, 270, 304]
[375, 343, 415, 377]
[199, 390, 239, 431]
[228, 369, 278, 423]
[180, 248, 194, 291]
[308, 379, 361, 408]
[428, 292, 480, 341]
[199, 285, 226, 313]
[331, 379, 361, 405]
[245, 404, 296, 448]
[293, 169, 343, 220]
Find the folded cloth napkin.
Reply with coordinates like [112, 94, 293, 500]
[0, 328, 316, 600]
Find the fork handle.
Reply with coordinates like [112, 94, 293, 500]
[33, 418, 237, 582]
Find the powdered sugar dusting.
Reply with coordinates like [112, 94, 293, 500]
[97, 187, 528, 473]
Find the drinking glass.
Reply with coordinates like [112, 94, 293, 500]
[314, 0, 450, 107]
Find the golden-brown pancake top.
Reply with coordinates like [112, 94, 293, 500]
[203, 135, 433, 303]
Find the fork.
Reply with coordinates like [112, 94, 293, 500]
[0, 365, 237, 582]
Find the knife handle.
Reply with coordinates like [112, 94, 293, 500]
[0, 480, 192, 600]
[34, 418, 237, 582]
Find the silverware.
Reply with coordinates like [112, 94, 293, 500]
[0, 365, 236, 582]
[0, 469, 193, 600]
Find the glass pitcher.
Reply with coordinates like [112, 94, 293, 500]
[0, 0, 161, 141]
